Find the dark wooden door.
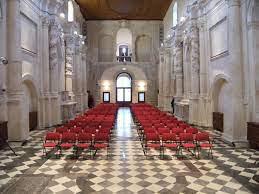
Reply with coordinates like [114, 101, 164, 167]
[0, 121, 8, 147]
[29, 112, 38, 131]
[247, 122, 259, 148]
[213, 112, 223, 132]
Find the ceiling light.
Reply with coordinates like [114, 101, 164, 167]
[59, 13, 65, 19]
[74, 31, 78, 35]
[122, 68, 126, 70]
[82, 41, 85, 45]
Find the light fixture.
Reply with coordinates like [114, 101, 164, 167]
[180, 17, 186, 22]
[81, 41, 85, 45]
[138, 81, 146, 91]
[59, 13, 65, 19]
[138, 81, 145, 87]
[74, 31, 78, 35]
[122, 47, 126, 54]
[102, 81, 110, 91]
[122, 67, 126, 71]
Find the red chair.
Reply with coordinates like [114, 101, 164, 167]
[98, 128, 111, 135]
[186, 127, 199, 134]
[93, 133, 110, 158]
[157, 127, 170, 135]
[144, 133, 161, 158]
[196, 132, 213, 159]
[59, 132, 77, 156]
[171, 127, 184, 136]
[179, 123, 189, 129]
[70, 127, 83, 134]
[56, 127, 68, 134]
[42, 132, 60, 156]
[75, 133, 93, 158]
[161, 133, 179, 157]
[179, 133, 197, 158]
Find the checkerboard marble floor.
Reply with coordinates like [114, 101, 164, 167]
[0, 108, 258, 193]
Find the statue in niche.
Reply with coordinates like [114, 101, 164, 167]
[190, 25, 200, 74]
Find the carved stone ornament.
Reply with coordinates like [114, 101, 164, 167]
[41, 16, 50, 27]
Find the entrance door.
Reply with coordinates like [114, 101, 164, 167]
[116, 73, 132, 106]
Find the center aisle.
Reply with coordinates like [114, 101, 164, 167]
[112, 107, 144, 159]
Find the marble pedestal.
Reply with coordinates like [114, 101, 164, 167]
[175, 99, 189, 122]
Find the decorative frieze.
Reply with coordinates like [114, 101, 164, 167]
[49, 18, 60, 70]
[190, 22, 200, 74]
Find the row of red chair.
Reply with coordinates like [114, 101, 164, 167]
[131, 103, 213, 159]
[43, 103, 119, 158]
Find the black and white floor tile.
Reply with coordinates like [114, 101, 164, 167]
[0, 108, 258, 193]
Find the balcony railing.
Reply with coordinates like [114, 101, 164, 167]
[117, 56, 131, 62]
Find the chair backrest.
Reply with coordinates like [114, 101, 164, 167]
[70, 127, 82, 134]
[186, 127, 199, 134]
[179, 123, 189, 129]
[157, 127, 170, 135]
[45, 132, 60, 142]
[94, 133, 109, 142]
[56, 127, 68, 134]
[61, 132, 76, 143]
[99, 128, 110, 134]
[179, 133, 193, 142]
[162, 133, 177, 142]
[144, 127, 156, 134]
[171, 127, 184, 135]
[78, 133, 92, 142]
[196, 132, 210, 142]
[145, 133, 160, 142]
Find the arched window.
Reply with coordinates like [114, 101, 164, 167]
[0, 1, 2, 19]
[173, 2, 178, 27]
[116, 28, 132, 62]
[116, 73, 132, 102]
[68, 0, 74, 22]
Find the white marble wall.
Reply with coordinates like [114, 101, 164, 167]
[0, 0, 89, 141]
[86, 20, 161, 106]
[159, 0, 259, 145]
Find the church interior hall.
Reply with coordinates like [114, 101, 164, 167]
[0, 0, 259, 193]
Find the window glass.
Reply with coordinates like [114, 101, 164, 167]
[173, 2, 178, 27]
[116, 73, 131, 87]
[68, 0, 74, 22]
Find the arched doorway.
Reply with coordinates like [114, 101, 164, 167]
[116, 73, 132, 105]
[22, 78, 38, 132]
[211, 76, 233, 141]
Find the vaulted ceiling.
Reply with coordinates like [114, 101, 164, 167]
[75, 0, 173, 20]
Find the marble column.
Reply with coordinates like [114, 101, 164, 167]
[225, 0, 246, 144]
[158, 50, 164, 108]
[0, 0, 7, 122]
[81, 50, 88, 110]
[39, 15, 51, 128]
[163, 49, 172, 111]
[64, 34, 75, 98]
[198, 15, 210, 127]
[73, 36, 84, 113]
[174, 31, 183, 101]
[49, 18, 61, 125]
[6, 0, 27, 141]
[189, 16, 200, 125]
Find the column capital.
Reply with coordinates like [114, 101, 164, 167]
[226, 0, 241, 7]
[41, 15, 50, 27]
[64, 34, 76, 46]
